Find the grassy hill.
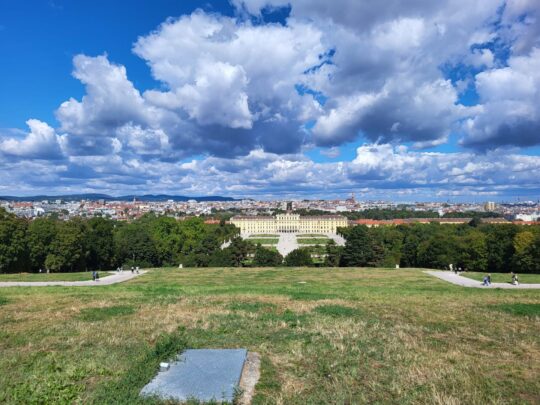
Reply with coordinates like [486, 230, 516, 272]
[0, 267, 538, 404]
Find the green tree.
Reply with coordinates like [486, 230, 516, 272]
[512, 231, 536, 273]
[483, 224, 518, 273]
[189, 233, 223, 267]
[149, 216, 183, 266]
[284, 248, 313, 266]
[417, 235, 458, 270]
[324, 240, 342, 267]
[340, 225, 383, 267]
[226, 237, 251, 267]
[458, 230, 488, 272]
[0, 208, 29, 273]
[27, 217, 57, 270]
[253, 245, 283, 266]
[45, 220, 87, 272]
[530, 233, 540, 273]
[114, 223, 159, 267]
[85, 217, 115, 270]
[373, 227, 402, 267]
[208, 248, 234, 267]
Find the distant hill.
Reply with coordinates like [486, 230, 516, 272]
[0, 194, 237, 202]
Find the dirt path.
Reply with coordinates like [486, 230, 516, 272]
[0, 271, 146, 288]
[425, 271, 540, 289]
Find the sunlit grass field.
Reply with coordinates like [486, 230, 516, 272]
[0, 268, 539, 404]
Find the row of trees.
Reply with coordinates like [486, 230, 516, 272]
[337, 222, 540, 273]
[1, 207, 538, 272]
[207, 238, 318, 267]
[193, 221, 540, 273]
[0, 209, 238, 272]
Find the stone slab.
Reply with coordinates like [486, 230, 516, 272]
[141, 349, 247, 403]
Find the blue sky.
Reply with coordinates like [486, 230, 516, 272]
[0, 0, 539, 201]
[0, 1, 235, 127]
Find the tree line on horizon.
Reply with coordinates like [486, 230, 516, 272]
[240, 222, 540, 272]
[1, 207, 539, 273]
[335, 222, 540, 273]
[0, 208, 238, 273]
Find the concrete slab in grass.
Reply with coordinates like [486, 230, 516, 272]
[141, 349, 247, 403]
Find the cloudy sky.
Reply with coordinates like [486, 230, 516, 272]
[1, 0, 539, 201]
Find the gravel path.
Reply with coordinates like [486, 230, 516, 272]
[0, 271, 146, 288]
[328, 233, 346, 246]
[425, 271, 540, 289]
[277, 233, 298, 257]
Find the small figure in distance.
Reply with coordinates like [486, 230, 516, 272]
[511, 272, 519, 286]
[136, 266, 140, 274]
[92, 270, 97, 281]
[95, 271, 100, 281]
[482, 275, 489, 286]
[131, 266, 134, 274]
[487, 273, 491, 286]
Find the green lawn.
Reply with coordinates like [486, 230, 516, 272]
[248, 238, 279, 245]
[297, 238, 329, 245]
[0, 267, 539, 404]
[248, 234, 279, 238]
[0, 271, 96, 282]
[462, 272, 540, 284]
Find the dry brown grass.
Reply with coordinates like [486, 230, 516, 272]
[0, 267, 538, 404]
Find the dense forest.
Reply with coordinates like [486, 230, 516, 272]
[0, 208, 238, 272]
[337, 222, 540, 273]
[1, 208, 538, 273]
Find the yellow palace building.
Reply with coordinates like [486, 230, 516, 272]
[230, 212, 348, 234]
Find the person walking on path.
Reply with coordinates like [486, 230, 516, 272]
[482, 274, 491, 287]
[512, 272, 519, 285]
[95, 271, 100, 281]
[92, 270, 96, 281]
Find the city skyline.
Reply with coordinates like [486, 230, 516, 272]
[1, 1, 540, 201]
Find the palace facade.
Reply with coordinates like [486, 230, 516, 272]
[230, 213, 348, 234]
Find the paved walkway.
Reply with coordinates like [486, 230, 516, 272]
[425, 271, 540, 289]
[328, 233, 346, 246]
[0, 271, 146, 288]
[277, 233, 298, 257]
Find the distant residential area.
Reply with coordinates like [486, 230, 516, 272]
[1, 196, 539, 224]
